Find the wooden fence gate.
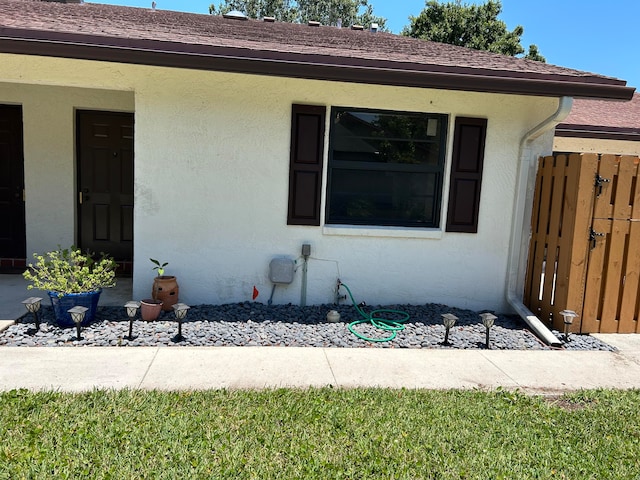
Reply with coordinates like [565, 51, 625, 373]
[524, 153, 640, 333]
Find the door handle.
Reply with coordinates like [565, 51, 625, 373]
[13, 187, 24, 202]
[79, 188, 90, 204]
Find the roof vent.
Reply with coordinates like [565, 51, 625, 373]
[370, 23, 378, 33]
[308, 21, 321, 27]
[223, 10, 248, 20]
[351, 24, 364, 31]
[263, 16, 275, 22]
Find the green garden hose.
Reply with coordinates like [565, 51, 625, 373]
[339, 281, 410, 342]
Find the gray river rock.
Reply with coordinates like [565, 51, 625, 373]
[0, 303, 615, 351]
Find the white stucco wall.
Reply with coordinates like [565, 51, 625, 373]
[0, 80, 134, 255]
[553, 136, 640, 156]
[0, 54, 559, 312]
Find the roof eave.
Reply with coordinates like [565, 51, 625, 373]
[556, 124, 640, 142]
[0, 29, 634, 101]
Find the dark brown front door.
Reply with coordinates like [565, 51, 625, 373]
[77, 110, 134, 261]
[0, 105, 26, 259]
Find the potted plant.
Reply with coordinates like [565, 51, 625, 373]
[150, 258, 179, 311]
[140, 298, 163, 321]
[23, 246, 116, 327]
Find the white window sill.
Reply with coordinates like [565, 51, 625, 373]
[322, 224, 443, 240]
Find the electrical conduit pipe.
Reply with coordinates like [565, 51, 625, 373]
[506, 96, 573, 347]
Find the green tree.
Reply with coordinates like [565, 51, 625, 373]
[525, 43, 545, 62]
[210, 0, 388, 30]
[403, 0, 545, 61]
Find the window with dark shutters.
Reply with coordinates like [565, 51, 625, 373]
[445, 117, 487, 233]
[287, 104, 326, 225]
[325, 107, 448, 228]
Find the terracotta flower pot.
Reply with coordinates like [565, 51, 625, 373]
[152, 275, 179, 311]
[140, 299, 163, 321]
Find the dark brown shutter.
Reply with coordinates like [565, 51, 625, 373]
[287, 104, 326, 225]
[446, 117, 487, 233]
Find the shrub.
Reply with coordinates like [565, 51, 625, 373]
[23, 246, 117, 296]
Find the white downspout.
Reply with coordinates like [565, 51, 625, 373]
[506, 96, 573, 347]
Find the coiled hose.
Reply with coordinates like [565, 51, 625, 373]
[339, 282, 410, 342]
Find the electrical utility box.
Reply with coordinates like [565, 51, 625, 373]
[269, 258, 295, 284]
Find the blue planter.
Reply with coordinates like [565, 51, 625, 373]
[48, 290, 102, 328]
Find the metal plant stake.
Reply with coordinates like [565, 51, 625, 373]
[480, 313, 497, 349]
[68, 306, 88, 341]
[125, 301, 141, 341]
[172, 303, 190, 342]
[22, 297, 43, 333]
[441, 313, 458, 346]
[559, 309, 579, 342]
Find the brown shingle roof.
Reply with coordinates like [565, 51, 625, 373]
[556, 93, 640, 141]
[562, 94, 640, 129]
[0, 0, 634, 100]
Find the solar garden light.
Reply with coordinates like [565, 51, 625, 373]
[440, 313, 458, 346]
[22, 296, 43, 332]
[124, 301, 140, 340]
[68, 305, 88, 341]
[480, 313, 497, 349]
[172, 303, 190, 342]
[559, 309, 578, 342]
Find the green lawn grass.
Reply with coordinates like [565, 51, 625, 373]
[1, 388, 639, 479]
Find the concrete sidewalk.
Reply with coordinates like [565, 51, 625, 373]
[1, 334, 639, 393]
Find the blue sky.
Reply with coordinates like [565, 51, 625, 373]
[89, 0, 639, 89]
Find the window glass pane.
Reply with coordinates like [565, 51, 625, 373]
[328, 169, 439, 227]
[334, 111, 442, 141]
[333, 138, 441, 165]
[327, 107, 447, 228]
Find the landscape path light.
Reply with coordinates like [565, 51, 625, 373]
[480, 313, 497, 349]
[440, 313, 458, 346]
[559, 309, 579, 342]
[68, 306, 88, 341]
[124, 301, 140, 341]
[22, 297, 43, 333]
[172, 303, 190, 342]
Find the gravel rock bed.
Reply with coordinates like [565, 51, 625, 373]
[1, 302, 615, 351]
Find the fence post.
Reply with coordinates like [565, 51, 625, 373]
[523, 155, 549, 319]
[619, 156, 640, 332]
[561, 153, 598, 332]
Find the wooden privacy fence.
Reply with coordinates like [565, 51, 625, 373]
[524, 153, 640, 333]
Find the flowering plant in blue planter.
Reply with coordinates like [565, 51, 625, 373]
[23, 246, 117, 327]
